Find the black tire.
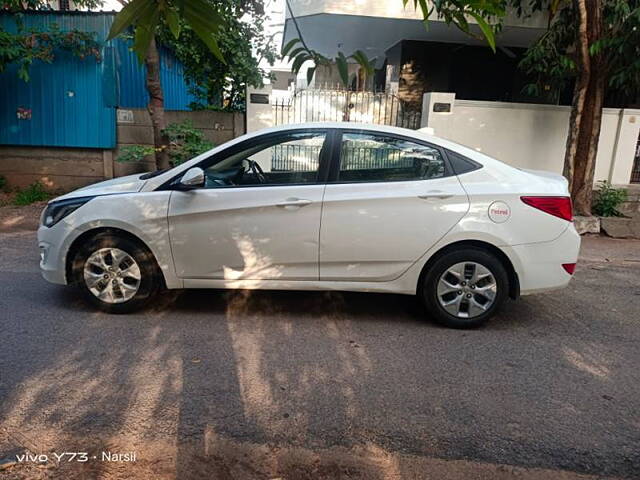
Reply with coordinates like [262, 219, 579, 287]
[71, 232, 161, 313]
[421, 247, 509, 328]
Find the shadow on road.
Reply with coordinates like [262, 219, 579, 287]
[1, 266, 639, 478]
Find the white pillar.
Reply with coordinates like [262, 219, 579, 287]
[420, 92, 456, 137]
[608, 109, 640, 185]
[246, 85, 273, 133]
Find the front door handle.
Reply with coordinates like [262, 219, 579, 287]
[276, 198, 313, 209]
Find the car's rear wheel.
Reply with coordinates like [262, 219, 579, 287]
[421, 247, 509, 328]
[71, 233, 160, 313]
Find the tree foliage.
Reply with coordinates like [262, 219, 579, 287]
[108, 0, 228, 170]
[0, 24, 101, 81]
[157, 0, 276, 111]
[511, 0, 640, 215]
[404, 0, 506, 51]
[111, 0, 275, 111]
[107, 0, 225, 63]
[0, 0, 104, 81]
[282, 37, 377, 88]
[517, 0, 640, 98]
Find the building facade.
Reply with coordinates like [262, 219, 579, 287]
[282, 0, 553, 105]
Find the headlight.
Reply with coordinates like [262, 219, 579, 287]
[42, 196, 95, 228]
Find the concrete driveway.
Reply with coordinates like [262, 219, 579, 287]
[0, 222, 639, 479]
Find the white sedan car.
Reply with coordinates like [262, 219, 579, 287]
[38, 123, 580, 328]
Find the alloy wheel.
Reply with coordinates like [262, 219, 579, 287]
[436, 262, 497, 318]
[83, 248, 141, 304]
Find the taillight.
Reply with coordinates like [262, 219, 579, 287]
[562, 263, 576, 274]
[521, 196, 573, 221]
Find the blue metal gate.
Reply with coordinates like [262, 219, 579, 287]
[0, 13, 117, 148]
[0, 11, 198, 149]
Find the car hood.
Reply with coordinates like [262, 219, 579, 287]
[50, 174, 146, 202]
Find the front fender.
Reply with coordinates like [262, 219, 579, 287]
[60, 192, 182, 289]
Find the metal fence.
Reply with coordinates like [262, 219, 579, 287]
[631, 134, 640, 183]
[340, 147, 413, 170]
[271, 145, 414, 172]
[272, 88, 421, 129]
[272, 144, 321, 172]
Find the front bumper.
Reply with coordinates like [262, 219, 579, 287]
[37, 222, 76, 285]
[504, 224, 581, 295]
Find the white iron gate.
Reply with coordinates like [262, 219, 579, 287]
[273, 88, 421, 129]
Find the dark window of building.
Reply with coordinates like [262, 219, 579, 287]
[388, 40, 562, 108]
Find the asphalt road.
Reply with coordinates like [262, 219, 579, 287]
[1, 229, 639, 479]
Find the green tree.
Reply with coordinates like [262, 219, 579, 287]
[515, 0, 640, 216]
[409, 0, 640, 215]
[157, 0, 276, 111]
[108, 0, 226, 170]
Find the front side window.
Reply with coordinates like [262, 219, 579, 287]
[202, 131, 326, 188]
[337, 132, 446, 183]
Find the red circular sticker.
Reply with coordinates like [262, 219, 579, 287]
[488, 201, 511, 223]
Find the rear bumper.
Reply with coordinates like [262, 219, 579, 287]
[504, 225, 581, 295]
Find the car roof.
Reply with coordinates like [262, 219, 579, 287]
[256, 122, 506, 169]
[255, 122, 435, 141]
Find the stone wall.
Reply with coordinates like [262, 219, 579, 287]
[619, 186, 640, 218]
[0, 146, 110, 191]
[114, 108, 245, 177]
[0, 109, 245, 191]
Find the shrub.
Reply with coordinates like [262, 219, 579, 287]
[117, 145, 155, 163]
[0, 175, 7, 192]
[14, 181, 50, 206]
[592, 180, 627, 217]
[117, 121, 214, 167]
[163, 120, 214, 165]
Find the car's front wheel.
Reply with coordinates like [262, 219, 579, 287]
[421, 247, 509, 328]
[71, 232, 160, 313]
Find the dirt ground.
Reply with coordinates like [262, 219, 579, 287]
[0, 199, 47, 233]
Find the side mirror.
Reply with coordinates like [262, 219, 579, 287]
[178, 167, 205, 189]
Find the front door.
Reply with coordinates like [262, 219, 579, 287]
[168, 130, 329, 281]
[320, 130, 469, 281]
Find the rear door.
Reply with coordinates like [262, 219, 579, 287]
[319, 130, 469, 282]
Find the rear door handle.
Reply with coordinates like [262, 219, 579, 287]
[276, 198, 313, 208]
[418, 190, 453, 200]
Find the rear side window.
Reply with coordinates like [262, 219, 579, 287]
[337, 132, 446, 183]
[446, 149, 482, 175]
